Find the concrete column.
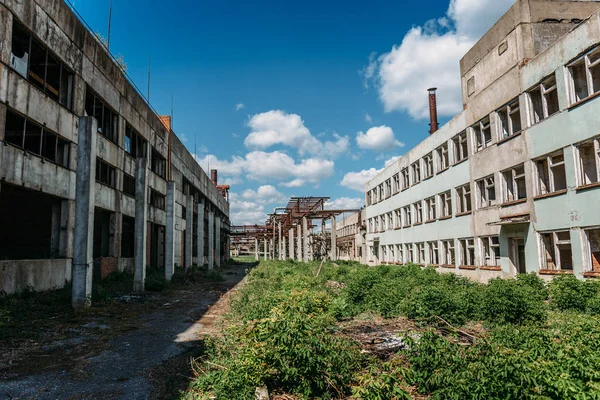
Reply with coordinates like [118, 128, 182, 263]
[208, 210, 214, 270]
[264, 238, 268, 261]
[197, 200, 205, 266]
[72, 117, 96, 309]
[255, 238, 259, 261]
[165, 181, 175, 280]
[303, 217, 309, 263]
[297, 224, 302, 262]
[215, 214, 221, 267]
[270, 238, 274, 260]
[289, 228, 295, 260]
[278, 222, 283, 260]
[282, 235, 287, 260]
[133, 158, 149, 292]
[185, 194, 193, 271]
[330, 217, 337, 261]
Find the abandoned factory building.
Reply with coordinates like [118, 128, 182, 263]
[365, 0, 600, 281]
[0, 0, 231, 298]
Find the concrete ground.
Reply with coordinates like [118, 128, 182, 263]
[0, 263, 249, 400]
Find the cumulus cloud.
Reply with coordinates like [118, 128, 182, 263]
[356, 126, 404, 152]
[244, 110, 350, 158]
[235, 103, 245, 111]
[364, 0, 514, 119]
[228, 186, 287, 225]
[325, 197, 364, 210]
[240, 185, 287, 204]
[341, 156, 402, 192]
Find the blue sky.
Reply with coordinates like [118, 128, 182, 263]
[69, 0, 514, 224]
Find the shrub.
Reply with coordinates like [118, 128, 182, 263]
[479, 278, 547, 324]
[548, 275, 600, 312]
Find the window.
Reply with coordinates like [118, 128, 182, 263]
[125, 124, 147, 158]
[385, 179, 392, 198]
[387, 213, 393, 231]
[577, 138, 600, 186]
[150, 188, 166, 210]
[381, 245, 387, 262]
[476, 175, 496, 208]
[416, 242, 425, 264]
[4, 109, 70, 167]
[423, 153, 434, 179]
[392, 174, 400, 193]
[368, 218, 374, 234]
[10, 21, 74, 109]
[151, 148, 167, 179]
[96, 159, 116, 188]
[442, 240, 455, 266]
[481, 236, 500, 267]
[85, 87, 119, 143]
[541, 231, 573, 270]
[460, 238, 475, 266]
[395, 209, 402, 229]
[438, 191, 452, 218]
[406, 244, 414, 264]
[567, 46, 600, 104]
[389, 245, 395, 263]
[497, 99, 521, 139]
[366, 191, 372, 206]
[428, 241, 439, 265]
[379, 184, 384, 201]
[413, 201, 423, 224]
[121, 216, 135, 258]
[397, 244, 405, 264]
[535, 151, 567, 195]
[425, 196, 437, 221]
[473, 117, 492, 151]
[123, 173, 136, 197]
[403, 205, 412, 227]
[452, 131, 469, 163]
[528, 76, 559, 124]
[411, 161, 421, 184]
[436, 143, 449, 172]
[456, 184, 472, 214]
[401, 168, 410, 189]
[501, 164, 527, 203]
[585, 229, 600, 272]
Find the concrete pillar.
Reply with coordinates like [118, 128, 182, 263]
[297, 223, 302, 262]
[133, 158, 149, 292]
[208, 210, 214, 270]
[264, 238, 268, 261]
[289, 228, 295, 260]
[303, 217, 309, 263]
[330, 217, 337, 261]
[165, 181, 175, 280]
[255, 238, 259, 261]
[197, 200, 205, 266]
[185, 194, 193, 271]
[278, 222, 283, 260]
[282, 235, 287, 260]
[72, 117, 97, 309]
[215, 214, 221, 267]
[270, 238, 274, 260]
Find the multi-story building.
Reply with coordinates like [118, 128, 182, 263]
[365, 0, 600, 282]
[0, 0, 230, 298]
[334, 210, 366, 263]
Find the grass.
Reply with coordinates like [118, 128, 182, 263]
[182, 260, 600, 399]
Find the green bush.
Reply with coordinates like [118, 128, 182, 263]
[549, 275, 600, 313]
[479, 278, 547, 324]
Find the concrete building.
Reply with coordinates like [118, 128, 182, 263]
[334, 210, 367, 263]
[0, 0, 230, 299]
[364, 0, 600, 282]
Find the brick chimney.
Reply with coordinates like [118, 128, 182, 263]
[428, 88, 439, 135]
[211, 169, 218, 186]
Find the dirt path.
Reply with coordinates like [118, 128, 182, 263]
[0, 263, 250, 400]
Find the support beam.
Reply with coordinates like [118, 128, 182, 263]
[197, 199, 204, 266]
[303, 217, 309, 263]
[185, 194, 193, 271]
[165, 181, 175, 280]
[278, 222, 283, 260]
[215, 214, 221, 267]
[289, 228, 295, 260]
[255, 238, 259, 261]
[208, 210, 214, 270]
[297, 223, 302, 262]
[270, 238, 274, 260]
[134, 158, 149, 292]
[264, 238, 268, 261]
[330, 217, 337, 261]
[72, 117, 96, 309]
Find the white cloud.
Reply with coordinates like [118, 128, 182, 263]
[356, 126, 404, 152]
[228, 185, 288, 225]
[280, 179, 305, 188]
[241, 185, 287, 204]
[340, 156, 402, 192]
[364, 0, 514, 119]
[325, 197, 364, 210]
[235, 103, 245, 111]
[230, 210, 268, 226]
[365, 113, 372, 123]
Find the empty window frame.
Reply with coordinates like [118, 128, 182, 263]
[576, 138, 600, 186]
[459, 238, 476, 266]
[392, 173, 400, 194]
[389, 245, 395, 263]
[411, 161, 421, 184]
[368, 218, 374, 233]
[428, 241, 439, 265]
[416, 242, 426, 264]
[406, 244, 414, 264]
[456, 184, 472, 214]
[123, 173, 136, 197]
[476, 175, 497, 208]
[381, 245, 387, 262]
[379, 184, 385, 200]
[397, 244, 405, 264]
[497, 99, 521, 139]
[394, 209, 402, 228]
[96, 159, 116, 188]
[425, 196, 437, 221]
[124, 124, 147, 159]
[403, 205, 412, 227]
[481, 236, 501, 267]
[423, 153, 434, 179]
[585, 228, 600, 273]
[442, 240, 455, 266]
[413, 201, 423, 224]
[385, 179, 392, 198]
[452, 131, 469, 163]
[528, 76, 559, 124]
[439, 191, 452, 218]
[473, 117, 492, 151]
[150, 188, 166, 210]
[501, 164, 527, 203]
[567, 46, 600, 104]
[151, 148, 167, 179]
[541, 231, 573, 270]
[401, 168, 410, 189]
[85, 87, 119, 143]
[436, 143, 449, 172]
[4, 109, 70, 167]
[366, 191, 372, 206]
[535, 151, 567, 195]
[10, 21, 74, 109]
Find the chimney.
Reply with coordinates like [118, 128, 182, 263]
[211, 169, 218, 186]
[428, 88, 439, 135]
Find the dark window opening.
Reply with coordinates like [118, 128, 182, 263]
[93, 208, 112, 258]
[85, 86, 119, 143]
[125, 124, 147, 158]
[96, 158, 117, 188]
[123, 173, 136, 197]
[151, 149, 167, 179]
[150, 189, 166, 210]
[121, 216, 135, 258]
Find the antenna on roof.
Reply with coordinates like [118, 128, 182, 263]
[107, 0, 113, 50]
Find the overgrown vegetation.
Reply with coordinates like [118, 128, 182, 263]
[184, 260, 600, 399]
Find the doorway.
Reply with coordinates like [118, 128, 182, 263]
[510, 238, 527, 274]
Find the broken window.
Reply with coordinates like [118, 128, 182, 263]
[397, 244, 405, 264]
[482, 236, 501, 267]
[125, 124, 147, 159]
[10, 21, 74, 109]
[416, 242, 426, 264]
[585, 229, 600, 272]
[428, 241, 439, 265]
[541, 231, 573, 270]
[150, 188, 166, 210]
[501, 164, 527, 203]
[425, 196, 437, 221]
[456, 184, 472, 214]
[385, 179, 392, 198]
[442, 240, 455, 265]
[151, 148, 167, 179]
[379, 184, 384, 200]
[413, 201, 423, 224]
[473, 117, 492, 151]
[4, 109, 70, 167]
[85, 87, 119, 143]
[460, 238, 476, 266]
[366, 191, 372, 206]
[387, 212, 393, 230]
[535, 151, 567, 195]
[406, 244, 414, 264]
[528, 76, 559, 124]
[452, 131, 469, 163]
[568, 46, 600, 103]
[476, 175, 496, 208]
[403, 205, 412, 227]
[96, 158, 117, 188]
[577, 138, 600, 186]
[93, 208, 113, 258]
[423, 153, 434, 179]
[411, 161, 421, 184]
[401, 168, 410, 189]
[439, 191, 452, 217]
[497, 99, 521, 139]
[395, 209, 402, 228]
[436, 142, 449, 172]
[123, 173, 136, 197]
[392, 174, 400, 193]
[121, 216, 135, 258]
[389, 245, 395, 263]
